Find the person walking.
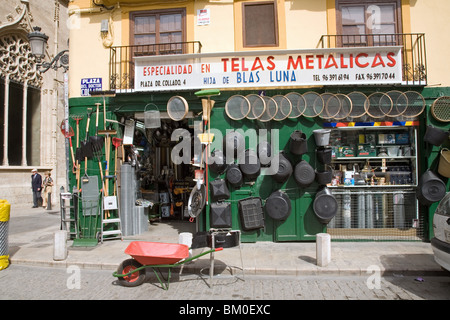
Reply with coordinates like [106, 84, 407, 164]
[42, 171, 54, 209]
[31, 169, 42, 208]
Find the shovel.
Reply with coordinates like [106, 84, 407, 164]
[89, 103, 104, 154]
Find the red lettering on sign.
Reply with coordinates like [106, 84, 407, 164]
[355, 53, 369, 68]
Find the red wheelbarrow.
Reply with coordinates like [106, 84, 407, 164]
[113, 241, 222, 289]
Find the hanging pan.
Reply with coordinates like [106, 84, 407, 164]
[285, 92, 306, 119]
[245, 94, 266, 120]
[167, 96, 189, 121]
[432, 96, 450, 122]
[272, 95, 292, 121]
[225, 95, 250, 120]
[402, 91, 426, 118]
[302, 92, 324, 117]
[347, 92, 368, 119]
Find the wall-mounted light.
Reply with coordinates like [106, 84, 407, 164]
[27, 26, 69, 73]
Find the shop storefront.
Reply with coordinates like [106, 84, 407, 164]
[67, 45, 446, 243]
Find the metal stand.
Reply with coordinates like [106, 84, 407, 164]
[203, 229, 245, 288]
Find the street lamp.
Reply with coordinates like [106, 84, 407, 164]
[27, 26, 71, 197]
[27, 26, 69, 73]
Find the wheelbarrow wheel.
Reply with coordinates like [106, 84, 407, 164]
[117, 259, 146, 287]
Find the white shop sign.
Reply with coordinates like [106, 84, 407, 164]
[134, 47, 402, 92]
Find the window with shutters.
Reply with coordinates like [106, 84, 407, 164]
[242, 1, 279, 47]
[336, 0, 402, 47]
[130, 9, 186, 55]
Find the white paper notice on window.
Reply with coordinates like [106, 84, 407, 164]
[197, 9, 210, 25]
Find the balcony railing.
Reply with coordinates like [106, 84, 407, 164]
[319, 33, 427, 86]
[109, 41, 202, 92]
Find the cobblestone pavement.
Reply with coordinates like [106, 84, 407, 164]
[0, 264, 449, 302]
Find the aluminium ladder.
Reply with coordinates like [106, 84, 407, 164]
[100, 192, 123, 243]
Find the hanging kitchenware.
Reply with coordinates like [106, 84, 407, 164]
[347, 91, 368, 119]
[285, 92, 306, 119]
[239, 149, 261, 180]
[316, 146, 332, 164]
[302, 92, 324, 117]
[438, 148, 450, 178]
[265, 190, 291, 221]
[144, 103, 161, 128]
[386, 90, 408, 117]
[402, 91, 426, 118]
[424, 125, 449, 146]
[289, 130, 308, 155]
[245, 94, 266, 120]
[258, 96, 278, 122]
[367, 92, 392, 118]
[334, 93, 352, 120]
[313, 187, 338, 224]
[188, 184, 206, 218]
[315, 166, 333, 186]
[209, 179, 230, 202]
[416, 169, 446, 206]
[167, 96, 189, 121]
[210, 202, 232, 229]
[226, 163, 243, 188]
[238, 197, 265, 230]
[208, 149, 227, 174]
[294, 160, 315, 188]
[258, 140, 272, 167]
[431, 96, 450, 122]
[313, 129, 331, 146]
[273, 153, 293, 183]
[320, 93, 340, 120]
[223, 130, 245, 159]
[272, 95, 292, 121]
[225, 95, 251, 120]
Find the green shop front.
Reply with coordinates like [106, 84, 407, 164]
[66, 46, 449, 244]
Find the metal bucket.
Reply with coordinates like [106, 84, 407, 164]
[144, 103, 161, 129]
[313, 129, 331, 146]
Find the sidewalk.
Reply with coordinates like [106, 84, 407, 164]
[5, 206, 449, 277]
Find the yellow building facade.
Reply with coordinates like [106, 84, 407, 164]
[66, 0, 450, 242]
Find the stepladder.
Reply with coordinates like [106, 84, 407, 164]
[100, 193, 123, 243]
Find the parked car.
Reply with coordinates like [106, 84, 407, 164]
[431, 192, 450, 271]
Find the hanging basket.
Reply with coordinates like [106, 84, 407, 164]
[144, 103, 161, 129]
[438, 148, 450, 178]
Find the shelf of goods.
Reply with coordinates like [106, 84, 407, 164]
[326, 125, 422, 241]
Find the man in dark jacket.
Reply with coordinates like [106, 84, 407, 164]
[31, 168, 42, 208]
